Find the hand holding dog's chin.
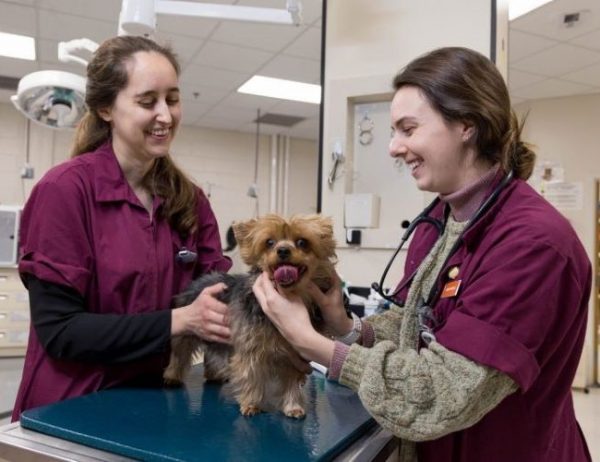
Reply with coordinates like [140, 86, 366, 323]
[253, 273, 335, 365]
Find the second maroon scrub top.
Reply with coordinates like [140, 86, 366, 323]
[394, 173, 591, 461]
[12, 141, 231, 420]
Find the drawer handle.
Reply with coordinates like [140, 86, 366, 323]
[0, 294, 8, 301]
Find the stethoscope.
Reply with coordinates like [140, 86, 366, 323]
[371, 170, 514, 343]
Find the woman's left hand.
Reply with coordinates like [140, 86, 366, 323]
[252, 272, 314, 345]
[253, 272, 336, 365]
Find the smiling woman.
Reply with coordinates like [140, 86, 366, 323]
[11, 36, 233, 422]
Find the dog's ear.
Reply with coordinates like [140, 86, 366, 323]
[233, 219, 259, 266]
[292, 214, 337, 259]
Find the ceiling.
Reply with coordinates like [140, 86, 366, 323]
[509, 0, 600, 103]
[0, 0, 598, 141]
[0, 0, 323, 139]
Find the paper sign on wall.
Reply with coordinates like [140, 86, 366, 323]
[541, 182, 583, 211]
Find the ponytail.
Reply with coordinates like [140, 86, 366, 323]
[70, 111, 110, 157]
[502, 111, 536, 180]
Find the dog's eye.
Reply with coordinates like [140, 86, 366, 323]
[296, 239, 308, 249]
[266, 239, 275, 248]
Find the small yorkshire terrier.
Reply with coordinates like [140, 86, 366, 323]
[163, 214, 337, 418]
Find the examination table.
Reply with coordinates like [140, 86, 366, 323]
[0, 365, 397, 461]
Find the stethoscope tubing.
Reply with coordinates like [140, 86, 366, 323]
[373, 170, 514, 307]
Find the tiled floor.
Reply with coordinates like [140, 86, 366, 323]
[0, 358, 599, 459]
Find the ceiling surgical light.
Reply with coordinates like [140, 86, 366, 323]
[12, 0, 303, 130]
[11, 39, 98, 130]
[11, 71, 86, 129]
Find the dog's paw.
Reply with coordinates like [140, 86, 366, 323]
[240, 404, 262, 416]
[162, 375, 184, 387]
[283, 405, 306, 419]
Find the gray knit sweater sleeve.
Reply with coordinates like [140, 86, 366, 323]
[338, 340, 518, 442]
[364, 305, 405, 344]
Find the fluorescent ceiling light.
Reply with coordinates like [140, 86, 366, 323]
[238, 75, 321, 104]
[509, 0, 555, 21]
[0, 31, 36, 60]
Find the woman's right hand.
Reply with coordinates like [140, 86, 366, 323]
[171, 283, 231, 343]
[306, 272, 354, 337]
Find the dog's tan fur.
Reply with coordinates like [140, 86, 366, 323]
[163, 214, 337, 418]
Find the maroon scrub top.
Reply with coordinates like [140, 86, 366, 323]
[393, 173, 592, 461]
[12, 141, 232, 420]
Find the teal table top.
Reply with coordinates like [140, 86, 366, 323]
[20, 367, 376, 461]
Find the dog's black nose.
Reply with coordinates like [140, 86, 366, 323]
[277, 247, 291, 260]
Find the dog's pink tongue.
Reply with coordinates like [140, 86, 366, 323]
[274, 265, 299, 285]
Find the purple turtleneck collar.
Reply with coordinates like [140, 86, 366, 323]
[439, 165, 500, 222]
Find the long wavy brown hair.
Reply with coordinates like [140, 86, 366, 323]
[392, 47, 536, 180]
[71, 35, 199, 236]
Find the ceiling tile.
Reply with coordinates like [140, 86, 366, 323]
[508, 29, 557, 63]
[37, 39, 90, 73]
[237, 0, 322, 25]
[511, 78, 595, 100]
[283, 26, 321, 60]
[155, 13, 218, 39]
[569, 28, 600, 52]
[510, 0, 600, 41]
[210, 20, 303, 52]
[560, 62, 600, 86]
[193, 41, 271, 73]
[508, 68, 547, 91]
[178, 82, 230, 105]
[37, 0, 121, 23]
[258, 54, 319, 82]
[38, 9, 116, 42]
[154, 32, 205, 63]
[180, 101, 211, 123]
[180, 64, 249, 90]
[510, 43, 600, 77]
[0, 2, 36, 36]
[218, 91, 280, 111]
[0, 56, 38, 78]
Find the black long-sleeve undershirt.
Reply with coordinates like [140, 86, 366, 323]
[27, 275, 172, 364]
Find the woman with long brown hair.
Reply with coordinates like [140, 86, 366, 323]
[254, 47, 591, 461]
[12, 35, 232, 420]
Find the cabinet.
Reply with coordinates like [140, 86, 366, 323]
[0, 267, 29, 357]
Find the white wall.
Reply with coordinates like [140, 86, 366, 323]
[515, 94, 600, 385]
[0, 102, 319, 272]
[321, 0, 498, 286]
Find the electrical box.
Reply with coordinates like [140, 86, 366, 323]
[344, 193, 380, 228]
[0, 206, 22, 267]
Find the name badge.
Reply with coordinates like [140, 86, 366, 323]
[441, 280, 461, 298]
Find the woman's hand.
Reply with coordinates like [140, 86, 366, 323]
[253, 272, 335, 366]
[306, 272, 354, 337]
[171, 283, 231, 343]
